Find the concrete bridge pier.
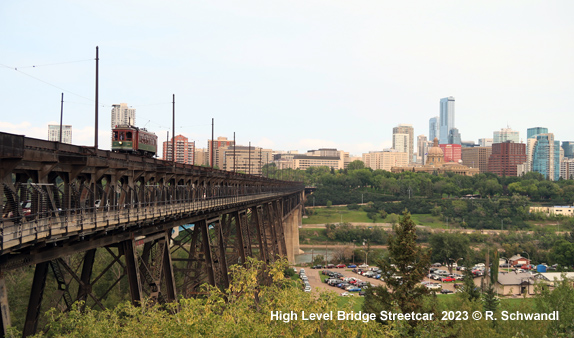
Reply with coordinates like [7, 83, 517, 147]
[283, 204, 303, 263]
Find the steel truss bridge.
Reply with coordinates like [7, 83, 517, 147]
[0, 132, 305, 337]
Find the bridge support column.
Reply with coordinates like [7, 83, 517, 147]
[0, 272, 10, 338]
[283, 205, 302, 264]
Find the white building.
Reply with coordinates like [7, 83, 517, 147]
[48, 125, 72, 144]
[493, 128, 519, 144]
[111, 103, 136, 128]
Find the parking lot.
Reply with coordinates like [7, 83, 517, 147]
[295, 265, 466, 296]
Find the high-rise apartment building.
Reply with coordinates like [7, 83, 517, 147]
[194, 148, 209, 166]
[439, 96, 455, 144]
[429, 117, 439, 141]
[48, 125, 72, 144]
[111, 103, 136, 128]
[493, 128, 519, 143]
[208, 136, 235, 168]
[392, 124, 414, 164]
[162, 134, 195, 164]
[461, 147, 492, 173]
[560, 159, 574, 180]
[487, 141, 527, 177]
[417, 135, 428, 164]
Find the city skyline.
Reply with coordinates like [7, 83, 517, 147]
[1, 2, 573, 156]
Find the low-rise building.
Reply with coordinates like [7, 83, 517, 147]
[530, 206, 574, 217]
[495, 272, 535, 296]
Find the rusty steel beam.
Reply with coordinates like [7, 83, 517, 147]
[120, 239, 142, 305]
[23, 262, 49, 337]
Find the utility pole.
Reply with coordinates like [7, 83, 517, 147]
[248, 142, 251, 175]
[172, 94, 175, 164]
[211, 118, 214, 168]
[59, 93, 64, 143]
[233, 132, 236, 172]
[94, 46, 99, 149]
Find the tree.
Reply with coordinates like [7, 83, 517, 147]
[363, 211, 431, 331]
[347, 160, 365, 171]
[429, 232, 469, 273]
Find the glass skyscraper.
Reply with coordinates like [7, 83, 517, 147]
[562, 141, 574, 159]
[439, 97, 455, 144]
[531, 134, 560, 180]
[429, 116, 439, 141]
[527, 127, 548, 140]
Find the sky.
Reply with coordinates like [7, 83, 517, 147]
[1, 1, 573, 158]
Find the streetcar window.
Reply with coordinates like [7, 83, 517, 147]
[113, 131, 118, 140]
[119, 132, 124, 140]
[126, 132, 133, 140]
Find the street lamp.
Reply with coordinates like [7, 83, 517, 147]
[522, 251, 531, 266]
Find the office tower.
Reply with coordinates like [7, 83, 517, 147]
[487, 141, 527, 177]
[439, 144, 462, 163]
[162, 134, 195, 164]
[111, 103, 136, 127]
[562, 141, 574, 159]
[429, 116, 439, 141]
[220, 145, 273, 175]
[531, 133, 560, 180]
[362, 150, 409, 171]
[448, 128, 462, 145]
[48, 125, 72, 144]
[392, 124, 414, 164]
[527, 127, 548, 140]
[462, 147, 492, 173]
[439, 96, 455, 144]
[479, 138, 493, 147]
[208, 136, 235, 168]
[417, 135, 428, 164]
[493, 128, 519, 143]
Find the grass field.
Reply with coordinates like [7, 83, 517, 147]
[303, 207, 445, 229]
[303, 207, 372, 224]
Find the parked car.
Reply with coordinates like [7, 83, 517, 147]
[359, 291, 366, 296]
[358, 264, 369, 268]
[340, 292, 354, 297]
[440, 277, 455, 282]
[336, 264, 346, 268]
[347, 264, 357, 268]
[348, 287, 362, 292]
[426, 283, 442, 290]
[312, 265, 322, 269]
[440, 289, 454, 294]
[432, 263, 442, 267]
[326, 264, 335, 269]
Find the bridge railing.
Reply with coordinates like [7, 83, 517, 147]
[0, 183, 303, 252]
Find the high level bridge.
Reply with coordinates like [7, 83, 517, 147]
[0, 132, 305, 337]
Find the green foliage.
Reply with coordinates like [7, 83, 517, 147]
[535, 276, 574, 335]
[364, 211, 431, 332]
[37, 258, 392, 338]
[326, 200, 332, 208]
[429, 232, 470, 268]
